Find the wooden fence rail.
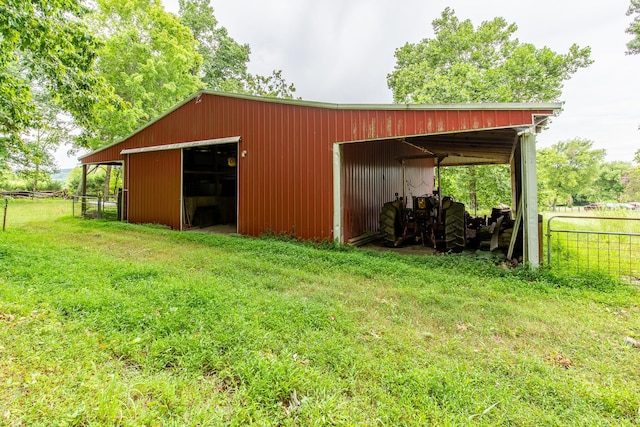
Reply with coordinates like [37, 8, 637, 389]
[0, 190, 69, 199]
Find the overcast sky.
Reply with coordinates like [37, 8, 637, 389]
[60, 0, 640, 167]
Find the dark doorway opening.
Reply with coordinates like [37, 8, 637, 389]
[183, 143, 238, 230]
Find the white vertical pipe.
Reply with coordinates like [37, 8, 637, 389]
[333, 143, 342, 243]
[520, 130, 539, 267]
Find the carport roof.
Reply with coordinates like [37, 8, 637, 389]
[397, 127, 532, 166]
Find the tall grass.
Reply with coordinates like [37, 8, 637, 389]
[1, 200, 639, 425]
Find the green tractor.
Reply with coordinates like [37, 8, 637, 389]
[379, 193, 467, 251]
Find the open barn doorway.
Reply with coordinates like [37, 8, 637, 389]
[335, 130, 527, 258]
[182, 142, 238, 232]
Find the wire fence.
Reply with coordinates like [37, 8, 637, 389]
[546, 216, 640, 283]
[72, 195, 119, 220]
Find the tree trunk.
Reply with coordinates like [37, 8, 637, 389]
[468, 167, 477, 212]
[103, 165, 112, 199]
[33, 163, 39, 192]
[112, 166, 121, 195]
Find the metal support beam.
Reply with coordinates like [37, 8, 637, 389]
[520, 130, 539, 267]
[333, 143, 342, 243]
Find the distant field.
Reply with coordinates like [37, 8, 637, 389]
[1, 199, 639, 425]
[50, 168, 74, 183]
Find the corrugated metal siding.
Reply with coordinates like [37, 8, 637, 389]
[341, 140, 434, 241]
[332, 109, 542, 143]
[82, 93, 553, 240]
[127, 150, 182, 230]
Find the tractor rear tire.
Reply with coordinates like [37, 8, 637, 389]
[380, 200, 403, 246]
[445, 201, 466, 252]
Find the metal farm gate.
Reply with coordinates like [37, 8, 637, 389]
[546, 215, 640, 283]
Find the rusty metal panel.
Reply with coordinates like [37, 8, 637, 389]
[127, 150, 182, 230]
[330, 108, 551, 143]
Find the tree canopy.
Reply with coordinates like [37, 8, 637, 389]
[9, 85, 74, 191]
[0, 0, 296, 175]
[537, 139, 606, 208]
[178, 0, 295, 98]
[86, 0, 204, 148]
[0, 0, 115, 156]
[178, 0, 249, 93]
[84, 0, 296, 149]
[385, 8, 594, 211]
[627, 0, 640, 54]
[592, 161, 634, 203]
[387, 8, 593, 104]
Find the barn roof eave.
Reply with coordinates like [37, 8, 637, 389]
[196, 89, 563, 112]
[79, 89, 562, 163]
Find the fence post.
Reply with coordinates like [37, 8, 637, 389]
[117, 188, 123, 221]
[2, 198, 8, 232]
[546, 216, 554, 267]
[81, 164, 87, 217]
[97, 195, 102, 219]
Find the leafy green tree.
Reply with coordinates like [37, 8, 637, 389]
[0, 0, 115, 157]
[592, 161, 634, 203]
[246, 70, 296, 99]
[10, 86, 73, 191]
[387, 8, 593, 104]
[13, 143, 57, 191]
[0, 163, 16, 190]
[85, 0, 203, 195]
[627, 0, 640, 54]
[88, 0, 203, 147]
[623, 170, 640, 201]
[386, 8, 592, 211]
[178, 0, 295, 98]
[626, 148, 640, 202]
[178, 0, 249, 92]
[440, 165, 512, 212]
[537, 139, 605, 209]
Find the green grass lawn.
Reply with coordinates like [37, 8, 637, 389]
[1, 199, 640, 426]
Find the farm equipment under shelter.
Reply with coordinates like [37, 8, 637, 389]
[378, 193, 522, 257]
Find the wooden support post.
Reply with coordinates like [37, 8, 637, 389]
[507, 198, 523, 260]
[436, 158, 442, 224]
[3, 198, 8, 231]
[117, 188, 123, 221]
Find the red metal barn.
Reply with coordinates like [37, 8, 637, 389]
[80, 91, 559, 265]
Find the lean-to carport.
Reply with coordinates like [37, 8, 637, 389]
[333, 108, 555, 266]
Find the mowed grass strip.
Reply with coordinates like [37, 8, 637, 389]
[1, 200, 639, 426]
